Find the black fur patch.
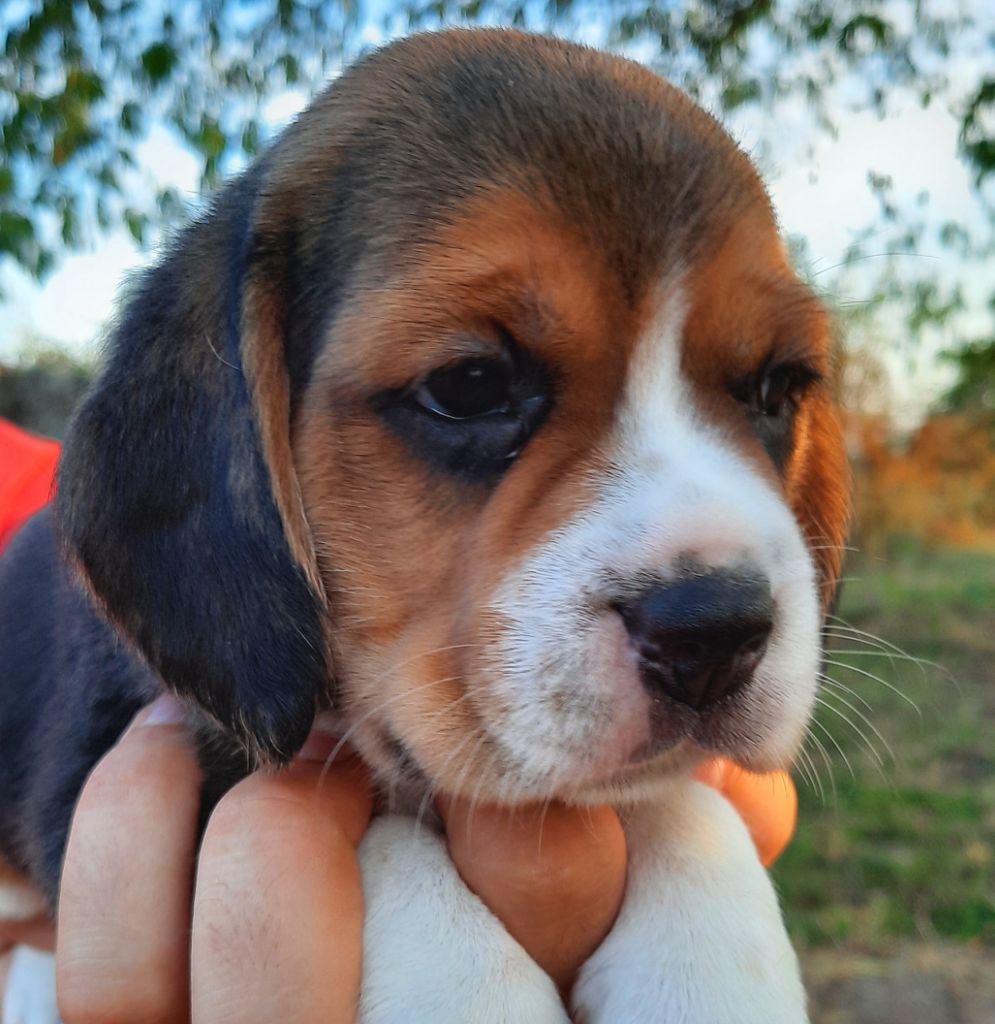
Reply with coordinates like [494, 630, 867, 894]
[55, 172, 327, 764]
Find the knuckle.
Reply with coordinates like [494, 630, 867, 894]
[202, 772, 353, 875]
[80, 731, 199, 812]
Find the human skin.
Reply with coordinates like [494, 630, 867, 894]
[2, 695, 628, 1023]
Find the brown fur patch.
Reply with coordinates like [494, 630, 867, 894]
[241, 274, 327, 602]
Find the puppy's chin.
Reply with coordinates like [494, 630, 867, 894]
[332, 624, 814, 809]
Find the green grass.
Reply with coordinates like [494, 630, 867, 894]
[774, 545, 995, 952]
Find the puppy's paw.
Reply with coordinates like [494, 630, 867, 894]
[358, 815, 569, 1024]
[2, 948, 60, 1024]
[573, 782, 808, 1024]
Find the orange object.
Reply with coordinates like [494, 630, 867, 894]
[0, 419, 60, 552]
[694, 758, 797, 867]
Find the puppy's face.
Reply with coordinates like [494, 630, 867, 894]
[280, 34, 849, 803]
[296, 197, 845, 804]
[60, 31, 848, 793]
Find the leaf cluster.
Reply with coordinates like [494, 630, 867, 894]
[2, 1, 993, 407]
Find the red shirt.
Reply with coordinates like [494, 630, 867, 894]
[0, 419, 60, 552]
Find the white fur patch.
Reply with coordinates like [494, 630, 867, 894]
[573, 781, 808, 1023]
[2, 948, 59, 1024]
[484, 284, 820, 799]
[0, 883, 45, 925]
[358, 816, 568, 1024]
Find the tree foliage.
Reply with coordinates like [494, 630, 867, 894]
[2, 0, 362, 273]
[0, 343, 92, 437]
[943, 339, 995, 417]
[2, 0, 993, 401]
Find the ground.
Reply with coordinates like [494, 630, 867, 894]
[775, 546, 995, 1023]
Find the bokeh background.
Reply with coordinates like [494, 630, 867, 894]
[2, 2, 993, 1021]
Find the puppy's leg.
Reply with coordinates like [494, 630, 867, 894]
[358, 815, 569, 1024]
[572, 781, 808, 1024]
[2, 948, 59, 1024]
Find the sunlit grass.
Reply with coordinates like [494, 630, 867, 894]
[776, 545, 995, 950]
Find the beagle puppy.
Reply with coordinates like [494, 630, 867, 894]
[0, 29, 848, 1023]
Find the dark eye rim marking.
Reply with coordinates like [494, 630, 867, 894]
[729, 356, 824, 471]
[372, 326, 554, 482]
[730, 358, 824, 420]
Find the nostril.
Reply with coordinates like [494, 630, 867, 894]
[740, 631, 771, 658]
[617, 570, 774, 710]
[640, 637, 708, 667]
[671, 639, 708, 662]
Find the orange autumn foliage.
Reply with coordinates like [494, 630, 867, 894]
[848, 411, 995, 554]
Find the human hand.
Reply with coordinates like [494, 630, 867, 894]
[55, 695, 372, 1024]
[440, 797, 627, 997]
[439, 758, 797, 997]
[17, 696, 792, 1022]
[46, 696, 630, 1023]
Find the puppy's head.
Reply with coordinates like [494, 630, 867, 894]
[58, 30, 849, 798]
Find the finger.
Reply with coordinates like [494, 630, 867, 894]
[191, 743, 372, 1024]
[440, 798, 626, 995]
[57, 694, 202, 1024]
[695, 759, 797, 867]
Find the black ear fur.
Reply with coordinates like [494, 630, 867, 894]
[55, 168, 328, 765]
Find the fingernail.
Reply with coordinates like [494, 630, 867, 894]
[141, 693, 187, 727]
[296, 729, 339, 762]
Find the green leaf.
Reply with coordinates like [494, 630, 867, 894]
[241, 120, 260, 156]
[0, 211, 34, 251]
[124, 208, 145, 243]
[140, 42, 178, 83]
[120, 101, 142, 134]
[721, 78, 761, 110]
[839, 14, 892, 53]
[195, 117, 226, 159]
[60, 199, 78, 244]
[65, 68, 105, 104]
[960, 79, 995, 183]
[279, 54, 300, 84]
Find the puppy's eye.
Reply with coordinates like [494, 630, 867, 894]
[758, 364, 817, 417]
[732, 360, 822, 472]
[733, 362, 821, 418]
[413, 359, 512, 419]
[374, 337, 553, 483]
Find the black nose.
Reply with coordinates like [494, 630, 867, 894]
[618, 571, 774, 710]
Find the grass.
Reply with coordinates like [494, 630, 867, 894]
[774, 545, 995, 952]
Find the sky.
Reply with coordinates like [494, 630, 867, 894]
[2, 5, 992, 430]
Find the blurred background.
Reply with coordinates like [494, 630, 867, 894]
[1, 1, 993, 1020]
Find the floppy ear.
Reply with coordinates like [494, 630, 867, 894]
[56, 170, 329, 765]
[789, 393, 851, 613]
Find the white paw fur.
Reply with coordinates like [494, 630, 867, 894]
[2, 948, 59, 1024]
[573, 781, 808, 1024]
[358, 815, 569, 1024]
